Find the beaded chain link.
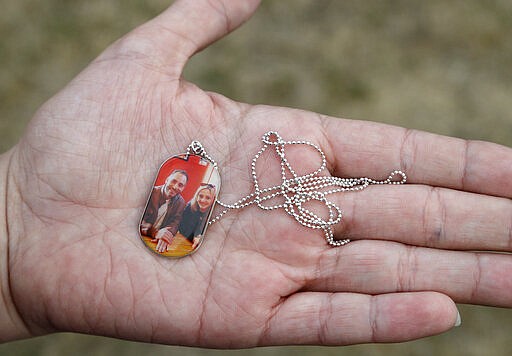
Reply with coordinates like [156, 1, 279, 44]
[188, 131, 406, 247]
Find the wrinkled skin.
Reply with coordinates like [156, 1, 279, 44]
[4, 0, 512, 348]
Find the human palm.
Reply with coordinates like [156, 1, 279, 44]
[5, 0, 512, 348]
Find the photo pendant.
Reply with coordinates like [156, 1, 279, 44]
[139, 153, 221, 258]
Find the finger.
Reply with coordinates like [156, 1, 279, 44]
[108, 0, 261, 73]
[262, 291, 457, 346]
[319, 116, 512, 198]
[162, 235, 172, 245]
[306, 240, 512, 307]
[330, 184, 512, 251]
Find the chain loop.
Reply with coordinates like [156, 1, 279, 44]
[187, 141, 218, 168]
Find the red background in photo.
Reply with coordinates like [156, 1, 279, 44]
[154, 154, 210, 202]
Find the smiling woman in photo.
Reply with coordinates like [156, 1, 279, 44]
[178, 183, 217, 250]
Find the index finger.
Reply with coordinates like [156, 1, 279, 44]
[321, 116, 512, 198]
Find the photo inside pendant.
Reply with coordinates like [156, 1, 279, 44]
[139, 154, 220, 257]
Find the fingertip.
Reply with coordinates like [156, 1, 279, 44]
[169, 0, 262, 55]
[375, 292, 459, 342]
[454, 308, 462, 327]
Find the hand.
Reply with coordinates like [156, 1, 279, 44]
[153, 229, 174, 253]
[155, 238, 170, 254]
[140, 222, 152, 235]
[192, 236, 201, 250]
[3, 0, 512, 348]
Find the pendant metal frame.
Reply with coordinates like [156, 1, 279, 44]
[139, 152, 221, 258]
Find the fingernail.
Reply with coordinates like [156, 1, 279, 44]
[454, 309, 462, 327]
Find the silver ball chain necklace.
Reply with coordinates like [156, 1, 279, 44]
[139, 131, 406, 257]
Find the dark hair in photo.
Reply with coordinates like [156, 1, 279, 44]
[168, 169, 189, 183]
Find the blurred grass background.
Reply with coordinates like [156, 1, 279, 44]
[1, 0, 511, 355]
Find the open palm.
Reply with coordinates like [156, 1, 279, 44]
[6, 0, 512, 348]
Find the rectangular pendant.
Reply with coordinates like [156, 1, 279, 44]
[139, 153, 221, 257]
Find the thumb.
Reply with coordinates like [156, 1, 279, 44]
[105, 0, 261, 75]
